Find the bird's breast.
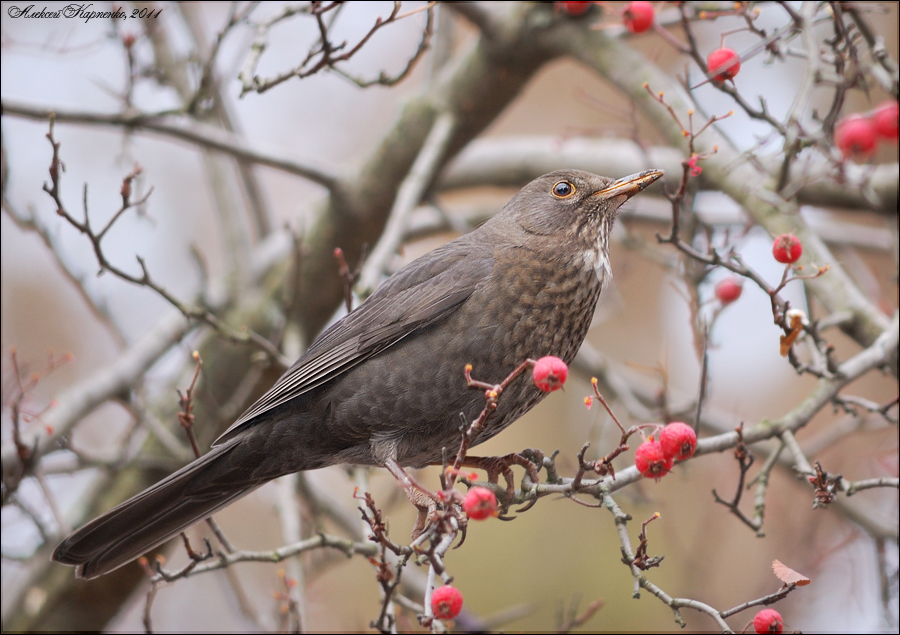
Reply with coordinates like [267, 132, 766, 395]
[480, 245, 605, 364]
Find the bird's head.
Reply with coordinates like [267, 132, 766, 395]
[490, 168, 664, 275]
[503, 168, 664, 236]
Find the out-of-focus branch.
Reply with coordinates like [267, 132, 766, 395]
[177, 2, 274, 240]
[358, 111, 456, 295]
[844, 5, 900, 94]
[443, 1, 503, 40]
[5, 105, 893, 218]
[275, 475, 307, 630]
[1, 196, 128, 347]
[140, 0, 251, 284]
[440, 136, 898, 215]
[0, 310, 192, 485]
[2, 229, 293, 632]
[0, 101, 341, 190]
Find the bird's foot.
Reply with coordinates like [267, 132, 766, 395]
[409, 489, 469, 547]
[407, 487, 438, 537]
[383, 457, 467, 541]
[460, 449, 544, 514]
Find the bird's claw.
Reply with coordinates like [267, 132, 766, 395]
[406, 486, 469, 545]
[408, 488, 439, 539]
[461, 450, 544, 513]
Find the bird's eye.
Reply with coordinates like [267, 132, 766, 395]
[551, 181, 576, 198]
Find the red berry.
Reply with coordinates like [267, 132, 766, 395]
[659, 422, 697, 461]
[753, 608, 784, 634]
[463, 487, 498, 520]
[635, 440, 674, 480]
[557, 1, 590, 16]
[834, 115, 877, 157]
[707, 47, 741, 81]
[623, 1, 654, 33]
[715, 278, 743, 305]
[772, 234, 802, 264]
[532, 356, 568, 392]
[872, 100, 899, 140]
[431, 585, 463, 619]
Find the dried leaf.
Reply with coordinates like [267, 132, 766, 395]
[779, 327, 801, 356]
[772, 559, 811, 586]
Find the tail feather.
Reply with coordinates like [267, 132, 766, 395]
[52, 438, 259, 579]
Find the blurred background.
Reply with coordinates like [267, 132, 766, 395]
[2, 2, 898, 632]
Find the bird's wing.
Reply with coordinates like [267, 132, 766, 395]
[214, 239, 493, 444]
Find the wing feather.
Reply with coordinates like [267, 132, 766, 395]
[214, 240, 493, 444]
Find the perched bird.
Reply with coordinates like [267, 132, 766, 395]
[53, 168, 663, 579]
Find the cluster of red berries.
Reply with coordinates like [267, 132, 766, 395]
[834, 100, 899, 159]
[634, 422, 697, 479]
[772, 233, 802, 265]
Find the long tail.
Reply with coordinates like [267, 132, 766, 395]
[53, 437, 262, 579]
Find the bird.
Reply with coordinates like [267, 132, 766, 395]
[52, 168, 664, 579]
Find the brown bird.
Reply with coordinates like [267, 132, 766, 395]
[52, 168, 663, 579]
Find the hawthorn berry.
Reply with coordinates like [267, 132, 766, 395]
[752, 608, 784, 634]
[872, 100, 899, 140]
[715, 278, 743, 305]
[635, 439, 674, 480]
[659, 422, 697, 461]
[707, 47, 741, 81]
[557, 1, 590, 17]
[463, 487, 498, 520]
[431, 585, 463, 619]
[772, 234, 802, 264]
[532, 356, 568, 392]
[835, 115, 877, 157]
[623, 1, 654, 33]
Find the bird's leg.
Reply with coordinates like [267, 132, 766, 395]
[382, 457, 442, 537]
[383, 458, 471, 540]
[460, 451, 543, 510]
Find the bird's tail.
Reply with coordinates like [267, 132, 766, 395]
[52, 437, 261, 579]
